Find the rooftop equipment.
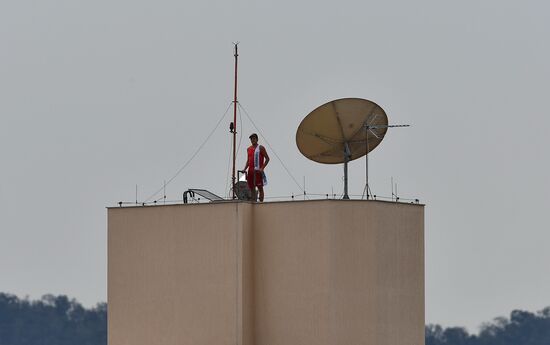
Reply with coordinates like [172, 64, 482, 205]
[296, 98, 408, 199]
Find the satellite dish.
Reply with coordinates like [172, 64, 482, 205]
[296, 98, 391, 199]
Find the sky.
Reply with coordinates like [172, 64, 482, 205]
[1, 0, 549, 332]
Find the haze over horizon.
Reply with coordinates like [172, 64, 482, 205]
[1, 0, 549, 332]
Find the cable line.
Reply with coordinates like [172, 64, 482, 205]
[237, 102, 305, 194]
[236, 105, 244, 159]
[145, 102, 233, 202]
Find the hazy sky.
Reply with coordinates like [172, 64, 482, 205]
[1, 0, 549, 332]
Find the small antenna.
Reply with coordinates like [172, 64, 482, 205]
[391, 177, 399, 202]
[395, 181, 399, 202]
[364, 123, 409, 200]
[391, 177, 394, 202]
[303, 176, 306, 200]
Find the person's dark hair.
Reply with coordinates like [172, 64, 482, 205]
[249, 133, 258, 139]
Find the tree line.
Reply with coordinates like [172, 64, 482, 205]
[426, 307, 550, 345]
[0, 293, 106, 345]
[1, 292, 549, 345]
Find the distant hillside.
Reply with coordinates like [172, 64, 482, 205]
[0, 293, 106, 345]
[1, 292, 549, 345]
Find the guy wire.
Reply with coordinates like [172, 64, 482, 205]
[236, 105, 244, 157]
[145, 102, 233, 203]
[237, 102, 306, 194]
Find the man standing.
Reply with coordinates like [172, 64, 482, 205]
[243, 133, 270, 202]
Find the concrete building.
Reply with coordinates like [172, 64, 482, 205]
[108, 199, 424, 345]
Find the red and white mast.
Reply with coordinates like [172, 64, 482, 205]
[231, 43, 239, 199]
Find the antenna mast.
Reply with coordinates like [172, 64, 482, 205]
[363, 123, 409, 199]
[231, 43, 239, 199]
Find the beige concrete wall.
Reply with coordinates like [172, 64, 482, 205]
[108, 202, 253, 345]
[108, 200, 424, 345]
[252, 200, 424, 345]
